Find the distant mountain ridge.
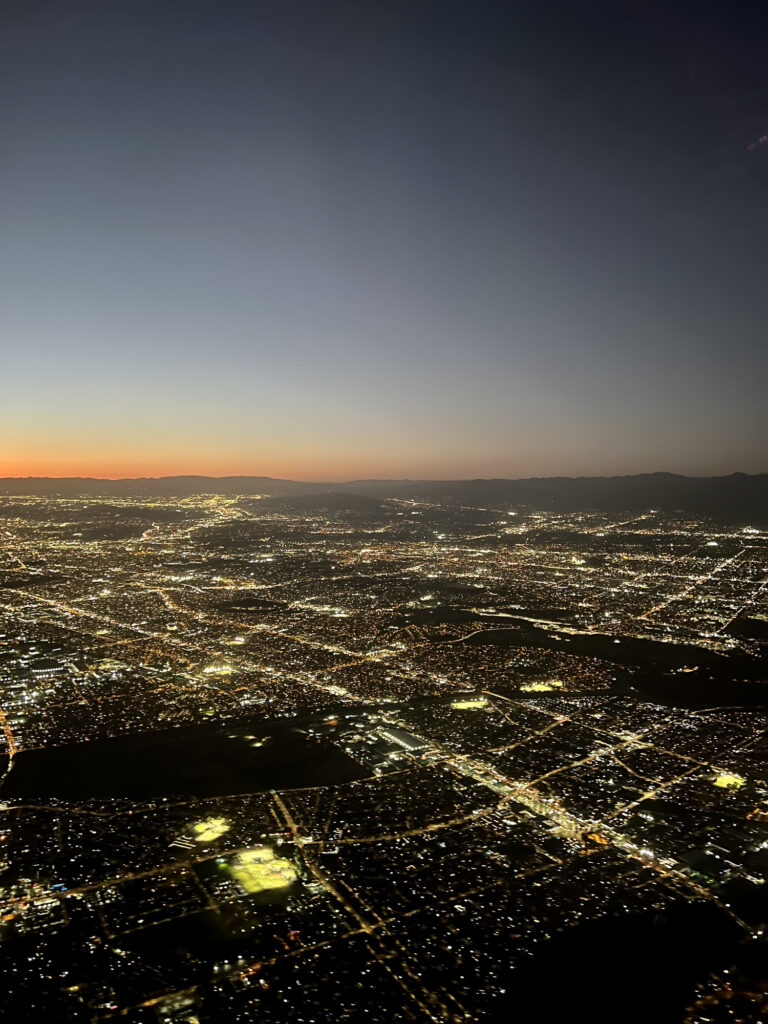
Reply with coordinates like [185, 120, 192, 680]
[1, 472, 767, 523]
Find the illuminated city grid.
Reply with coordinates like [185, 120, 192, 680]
[0, 494, 766, 1020]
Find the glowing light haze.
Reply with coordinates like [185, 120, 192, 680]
[2, 1, 767, 479]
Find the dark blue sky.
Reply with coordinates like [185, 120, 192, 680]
[2, 0, 767, 478]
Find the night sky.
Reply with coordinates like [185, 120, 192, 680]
[2, 1, 767, 479]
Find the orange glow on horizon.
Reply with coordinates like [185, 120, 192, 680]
[1, 449, 718, 482]
[1, 457, 370, 483]
[0, 450, 488, 483]
[3, 423, 560, 482]
[2, 440, 448, 482]
[3, 435, 723, 483]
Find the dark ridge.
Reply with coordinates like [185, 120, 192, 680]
[344, 473, 768, 525]
[1, 473, 767, 523]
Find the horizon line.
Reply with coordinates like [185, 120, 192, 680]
[1, 470, 766, 484]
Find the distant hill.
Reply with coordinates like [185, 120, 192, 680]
[344, 473, 768, 525]
[1, 472, 767, 524]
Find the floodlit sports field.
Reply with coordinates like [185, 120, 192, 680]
[713, 772, 745, 789]
[520, 681, 563, 692]
[224, 847, 297, 894]
[192, 817, 230, 842]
